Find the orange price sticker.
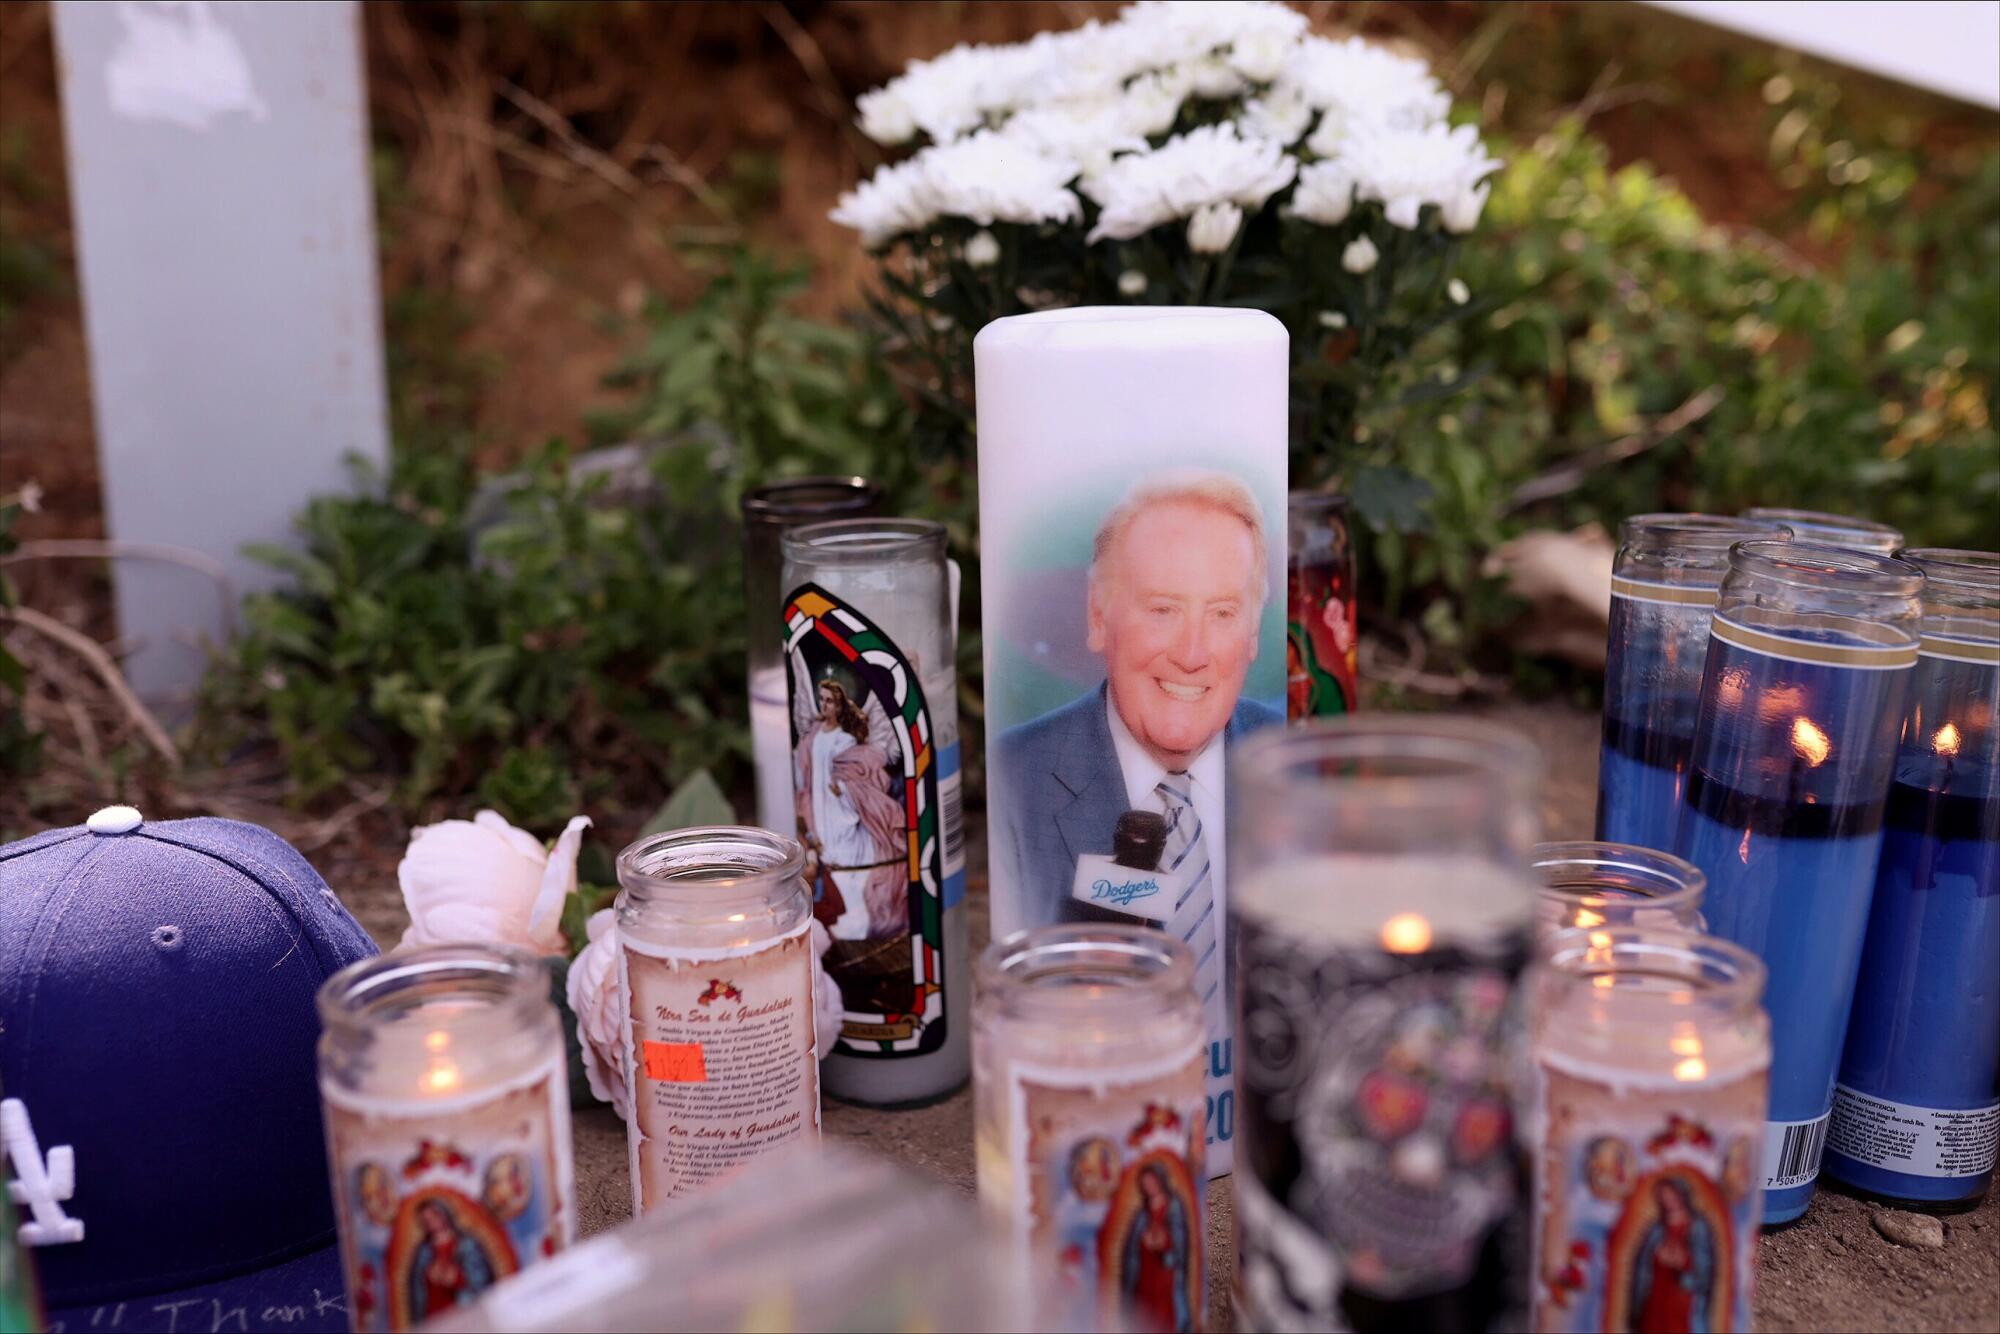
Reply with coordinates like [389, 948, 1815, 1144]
[642, 1040, 707, 1083]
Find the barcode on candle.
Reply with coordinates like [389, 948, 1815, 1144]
[941, 768, 966, 879]
[643, 1040, 707, 1083]
[1763, 1113, 1829, 1189]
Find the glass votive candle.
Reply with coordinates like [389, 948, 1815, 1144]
[1232, 717, 1541, 1332]
[1286, 491, 1360, 720]
[1743, 507, 1903, 556]
[1532, 841, 1707, 936]
[781, 518, 968, 1106]
[1599, 514, 1792, 853]
[1827, 548, 2000, 1211]
[615, 826, 821, 1213]
[974, 924, 1209, 1334]
[1675, 540, 1923, 1224]
[317, 945, 575, 1332]
[742, 477, 884, 833]
[1530, 928, 1771, 1334]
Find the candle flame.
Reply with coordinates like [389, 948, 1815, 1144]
[1669, 1033, 1703, 1056]
[1673, 1055, 1709, 1082]
[1573, 907, 1605, 929]
[1792, 716, 1831, 767]
[1935, 721, 1962, 758]
[424, 1030, 450, 1053]
[1380, 913, 1432, 954]
[423, 1062, 461, 1095]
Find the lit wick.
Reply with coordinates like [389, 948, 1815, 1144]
[1935, 721, 1962, 794]
[1380, 913, 1432, 954]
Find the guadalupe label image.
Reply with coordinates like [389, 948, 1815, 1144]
[1285, 550, 1357, 720]
[622, 924, 820, 1207]
[324, 1058, 572, 1332]
[784, 582, 956, 1056]
[1533, 1065, 1764, 1333]
[1011, 1054, 1208, 1333]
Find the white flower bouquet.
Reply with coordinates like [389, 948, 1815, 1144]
[832, 0, 1498, 506]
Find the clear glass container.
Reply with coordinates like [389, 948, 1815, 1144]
[1827, 548, 2000, 1212]
[317, 945, 575, 1332]
[1674, 540, 1923, 1223]
[742, 478, 885, 832]
[974, 925, 1209, 1333]
[1232, 717, 1542, 1332]
[1744, 507, 1903, 556]
[615, 827, 820, 1213]
[1529, 928, 1771, 1334]
[1531, 841, 1707, 936]
[1598, 513, 1792, 852]
[1286, 491, 1359, 720]
[780, 518, 969, 1106]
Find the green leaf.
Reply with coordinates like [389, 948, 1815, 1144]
[641, 767, 735, 836]
[1349, 465, 1437, 534]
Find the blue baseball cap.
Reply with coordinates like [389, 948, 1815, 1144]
[1, 808, 379, 1332]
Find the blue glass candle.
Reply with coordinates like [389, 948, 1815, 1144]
[1826, 549, 2000, 1211]
[1744, 507, 1903, 557]
[1598, 514, 1792, 852]
[1674, 541, 1923, 1224]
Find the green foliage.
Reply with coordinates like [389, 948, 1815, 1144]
[0, 488, 40, 780]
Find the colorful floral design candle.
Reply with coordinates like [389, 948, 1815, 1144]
[781, 518, 968, 1105]
[1286, 491, 1360, 720]
[1530, 928, 1771, 1334]
[1233, 718, 1539, 1332]
[974, 925, 1209, 1333]
[1743, 507, 1903, 557]
[1598, 514, 1792, 853]
[1674, 541, 1922, 1223]
[742, 477, 884, 833]
[1826, 549, 2000, 1210]
[615, 827, 820, 1212]
[317, 945, 575, 1332]
[1531, 841, 1707, 936]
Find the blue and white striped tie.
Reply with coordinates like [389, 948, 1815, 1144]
[1156, 777, 1221, 1021]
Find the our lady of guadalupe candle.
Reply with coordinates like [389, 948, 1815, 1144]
[317, 945, 575, 1332]
[615, 827, 820, 1212]
[1827, 549, 2000, 1210]
[1743, 507, 1904, 556]
[1675, 541, 1923, 1223]
[1531, 841, 1707, 936]
[1530, 928, 1771, 1334]
[974, 925, 1210, 1334]
[1286, 491, 1360, 720]
[1233, 718, 1539, 1333]
[1598, 513, 1792, 852]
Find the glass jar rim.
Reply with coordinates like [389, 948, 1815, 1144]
[1619, 512, 1792, 550]
[783, 517, 946, 563]
[1743, 507, 1902, 542]
[1532, 841, 1706, 910]
[1728, 539, 1923, 596]
[741, 476, 882, 523]
[977, 924, 1195, 1021]
[1902, 548, 2000, 598]
[617, 825, 806, 907]
[1288, 490, 1352, 515]
[317, 943, 548, 1033]
[1541, 926, 1766, 1008]
[1233, 715, 1542, 810]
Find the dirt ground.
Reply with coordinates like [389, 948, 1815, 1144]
[307, 698, 1995, 1334]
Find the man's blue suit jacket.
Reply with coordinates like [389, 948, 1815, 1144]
[991, 680, 1283, 928]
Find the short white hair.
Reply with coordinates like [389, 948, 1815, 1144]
[1090, 468, 1270, 602]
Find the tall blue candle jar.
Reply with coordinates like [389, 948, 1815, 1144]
[1674, 541, 1923, 1224]
[1825, 549, 2000, 1211]
[1598, 514, 1792, 852]
[1744, 507, 1903, 557]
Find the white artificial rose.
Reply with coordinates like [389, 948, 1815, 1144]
[856, 88, 917, 146]
[565, 908, 629, 1118]
[809, 920, 843, 1059]
[1291, 160, 1358, 225]
[1342, 235, 1380, 274]
[1187, 201, 1243, 254]
[964, 230, 1001, 267]
[396, 810, 591, 955]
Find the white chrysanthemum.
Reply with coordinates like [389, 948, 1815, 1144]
[1290, 159, 1359, 225]
[1188, 201, 1242, 253]
[1119, 269, 1149, 296]
[856, 88, 918, 147]
[1086, 123, 1297, 242]
[1117, 1, 1309, 79]
[1342, 122, 1500, 229]
[1007, 102, 1148, 181]
[1441, 181, 1491, 234]
[861, 40, 1050, 146]
[1289, 36, 1451, 156]
[1229, 27, 1293, 84]
[1342, 235, 1380, 273]
[920, 130, 1084, 228]
[830, 158, 935, 249]
[1448, 278, 1471, 304]
[1240, 89, 1313, 146]
[965, 230, 1001, 267]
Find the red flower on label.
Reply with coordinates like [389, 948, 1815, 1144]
[1355, 1069, 1428, 1140]
[1450, 1097, 1510, 1164]
[697, 978, 743, 1006]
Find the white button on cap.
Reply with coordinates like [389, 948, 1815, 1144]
[87, 805, 143, 834]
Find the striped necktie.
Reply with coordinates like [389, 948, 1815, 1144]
[1156, 777, 1221, 1018]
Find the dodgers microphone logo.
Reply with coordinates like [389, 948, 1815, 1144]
[1069, 810, 1182, 926]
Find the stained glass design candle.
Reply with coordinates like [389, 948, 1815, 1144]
[1744, 507, 1904, 557]
[1532, 841, 1707, 936]
[1287, 491, 1359, 720]
[1674, 541, 1922, 1223]
[1233, 718, 1540, 1332]
[615, 827, 820, 1213]
[1826, 549, 2000, 1211]
[317, 945, 575, 1332]
[974, 925, 1209, 1333]
[1598, 514, 1792, 853]
[742, 477, 883, 833]
[1531, 929, 1771, 1334]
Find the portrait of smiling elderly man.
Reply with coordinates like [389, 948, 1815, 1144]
[993, 468, 1281, 1007]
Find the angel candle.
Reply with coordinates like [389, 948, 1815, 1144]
[1530, 928, 1771, 1334]
[615, 827, 820, 1213]
[317, 945, 575, 1332]
[781, 517, 968, 1106]
[1532, 842, 1707, 936]
[974, 924, 1210, 1334]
